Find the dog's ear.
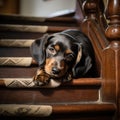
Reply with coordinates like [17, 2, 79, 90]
[72, 43, 92, 78]
[30, 34, 49, 67]
[75, 43, 82, 65]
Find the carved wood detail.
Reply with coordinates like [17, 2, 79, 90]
[81, 0, 120, 118]
[102, 0, 120, 119]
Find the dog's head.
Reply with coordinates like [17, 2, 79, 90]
[30, 30, 94, 79]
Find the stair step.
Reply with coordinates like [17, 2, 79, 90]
[0, 77, 101, 104]
[0, 24, 79, 39]
[0, 103, 116, 119]
[0, 14, 76, 23]
[0, 24, 78, 33]
[0, 31, 43, 39]
[0, 14, 77, 26]
[52, 103, 116, 114]
[0, 78, 101, 87]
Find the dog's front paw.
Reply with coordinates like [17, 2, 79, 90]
[33, 69, 51, 86]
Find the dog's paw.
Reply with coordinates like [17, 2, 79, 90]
[34, 74, 50, 86]
[33, 69, 51, 86]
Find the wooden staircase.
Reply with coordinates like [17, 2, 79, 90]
[0, 0, 119, 119]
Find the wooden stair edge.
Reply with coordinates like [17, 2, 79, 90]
[0, 102, 116, 117]
[0, 78, 102, 88]
[52, 103, 116, 114]
[0, 14, 76, 23]
[0, 24, 79, 33]
[62, 78, 102, 87]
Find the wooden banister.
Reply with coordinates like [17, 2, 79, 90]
[78, 0, 120, 118]
[82, 0, 109, 48]
[79, 0, 109, 76]
[83, 0, 107, 31]
[101, 0, 120, 119]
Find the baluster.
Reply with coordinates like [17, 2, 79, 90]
[83, 0, 97, 20]
[83, 0, 107, 30]
[102, 0, 120, 118]
[105, 0, 120, 40]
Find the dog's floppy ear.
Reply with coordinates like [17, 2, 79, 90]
[30, 34, 49, 67]
[72, 43, 92, 78]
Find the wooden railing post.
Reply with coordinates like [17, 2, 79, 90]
[82, 0, 107, 31]
[102, 0, 120, 118]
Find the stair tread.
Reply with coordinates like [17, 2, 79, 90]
[0, 14, 77, 27]
[0, 102, 116, 115]
[0, 14, 76, 23]
[0, 24, 78, 33]
[52, 102, 116, 114]
[0, 77, 101, 87]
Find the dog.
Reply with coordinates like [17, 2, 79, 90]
[30, 29, 98, 85]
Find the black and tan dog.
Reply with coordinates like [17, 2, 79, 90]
[30, 29, 97, 85]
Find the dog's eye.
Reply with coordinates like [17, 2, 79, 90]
[65, 54, 75, 62]
[48, 47, 56, 55]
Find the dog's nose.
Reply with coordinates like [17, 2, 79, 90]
[52, 67, 60, 74]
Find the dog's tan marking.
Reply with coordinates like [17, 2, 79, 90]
[54, 44, 60, 51]
[34, 69, 50, 83]
[45, 58, 68, 77]
[45, 58, 55, 74]
[76, 46, 82, 64]
[65, 49, 72, 54]
[60, 60, 65, 69]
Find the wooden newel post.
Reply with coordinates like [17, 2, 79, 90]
[102, 0, 120, 117]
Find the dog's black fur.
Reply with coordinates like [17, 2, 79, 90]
[30, 29, 98, 83]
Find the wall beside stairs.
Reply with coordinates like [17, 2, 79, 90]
[20, 0, 76, 17]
